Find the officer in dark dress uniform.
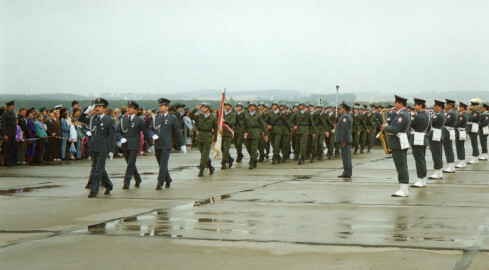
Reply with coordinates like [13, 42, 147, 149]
[428, 100, 446, 179]
[479, 103, 489, 161]
[117, 100, 151, 189]
[455, 102, 468, 168]
[442, 99, 457, 173]
[381, 95, 411, 197]
[335, 102, 353, 178]
[410, 98, 430, 188]
[148, 98, 186, 189]
[467, 100, 481, 164]
[1, 100, 17, 166]
[78, 98, 116, 198]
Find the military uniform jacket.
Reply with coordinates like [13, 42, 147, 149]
[268, 110, 291, 134]
[117, 115, 151, 151]
[480, 112, 489, 129]
[429, 111, 445, 140]
[455, 112, 468, 129]
[385, 108, 411, 150]
[222, 110, 236, 138]
[148, 113, 184, 150]
[78, 113, 116, 153]
[1, 110, 16, 136]
[289, 111, 316, 135]
[190, 109, 217, 143]
[442, 109, 457, 138]
[351, 114, 359, 133]
[468, 110, 481, 133]
[313, 112, 329, 133]
[334, 112, 353, 144]
[409, 110, 430, 146]
[234, 111, 245, 134]
[370, 113, 381, 130]
[243, 111, 267, 139]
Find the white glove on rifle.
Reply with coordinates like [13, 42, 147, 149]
[86, 131, 92, 136]
[116, 142, 122, 148]
[152, 135, 159, 140]
[109, 152, 113, 160]
[84, 105, 95, 114]
[180, 145, 187, 154]
[120, 138, 127, 143]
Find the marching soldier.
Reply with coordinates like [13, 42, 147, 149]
[428, 100, 446, 179]
[291, 104, 300, 160]
[467, 99, 481, 165]
[410, 98, 430, 188]
[455, 102, 468, 168]
[78, 98, 116, 198]
[234, 102, 245, 162]
[147, 98, 187, 190]
[258, 102, 270, 162]
[289, 102, 316, 165]
[307, 104, 319, 162]
[335, 102, 353, 178]
[359, 105, 370, 154]
[352, 105, 361, 154]
[280, 103, 292, 162]
[479, 103, 489, 161]
[442, 99, 457, 173]
[369, 105, 381, 151]
[243, 102, 268, 169]
[190, 103, 217, 177]
[381, 95, 411, 197]
[267, 102, 291, 164]
[221, 102, 236, 169]
[315, 105, 331, 160]
[117, 100, 151, 189]
[148, 98, 186, 189]
[1, 100, 17, 167]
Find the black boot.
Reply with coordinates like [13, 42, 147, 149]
[298, 157, 305, 165]
[253, 160, 257, 168]
[236, 154, 243, 162]
[272, 157, 277, 165]
[282, 156, 287, 163]
[354, 147, 358, 155]
[317, 153, 323, 161]
[258, 155, 264, 162]
[327, 151, 333, 159]
[334, 150, 340, 158]
[310, 156, 315, 162]
[209, 164, 215, 175]
[229, 157, 234, 168]
[367, 146, 371, 153]
[265, 149, 270, 159]
[198, 167, 204, 177]
[360, 146, 364, 154]
[249, 161, 254, 169]
[221, 163, 227, 170]
[277, 154, 282, 163]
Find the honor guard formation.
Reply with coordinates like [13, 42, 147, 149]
[1, 96, 488, 198]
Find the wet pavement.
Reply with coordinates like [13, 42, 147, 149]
[1, 146, 488, 269]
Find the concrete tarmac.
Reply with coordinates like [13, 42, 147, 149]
[1, 145, 488, 270]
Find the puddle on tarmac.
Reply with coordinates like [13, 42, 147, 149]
[293, 175, 311, 180]
[109, 166, 195, 178]
[0, 185, 61, 195]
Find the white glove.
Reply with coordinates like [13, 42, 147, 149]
[86, 131, 92, 136]
[180, 145, 187, 154]
[332, 129, 336, 133]
[120, 138, 127, 143]
[84, 105, 95, 114]
[116, 142, 122, 148]
[109, 152, 113, 160]
[152, 135, 159, 140]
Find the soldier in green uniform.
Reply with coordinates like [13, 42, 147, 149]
[352, 104, 362, 154]
[325, 105, 336, 159]
[280, 103, 293, 162]
[306, 104, 319, 162]
[359, 105, 372, 154]
[315, 105, 332, 160]
[221, 102, 236, 169]
[257, 102, 270, 162]
[234, 102, 245, 162]
[243, 102, 268, 169]
[190, 103, 217, 177]
[267, 102, 291, 164]
[368, 105, 381, 152]
[291, 104, 300, 159]
[289, 102, 316, 165]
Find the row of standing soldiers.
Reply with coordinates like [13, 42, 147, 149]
[188, 100, 385, 176]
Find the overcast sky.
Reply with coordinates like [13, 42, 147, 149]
[1, 0, 488, 95]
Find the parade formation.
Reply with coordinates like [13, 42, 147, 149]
[1, 95, 488, 198]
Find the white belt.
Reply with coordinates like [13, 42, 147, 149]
[443, 126, 454, 130]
